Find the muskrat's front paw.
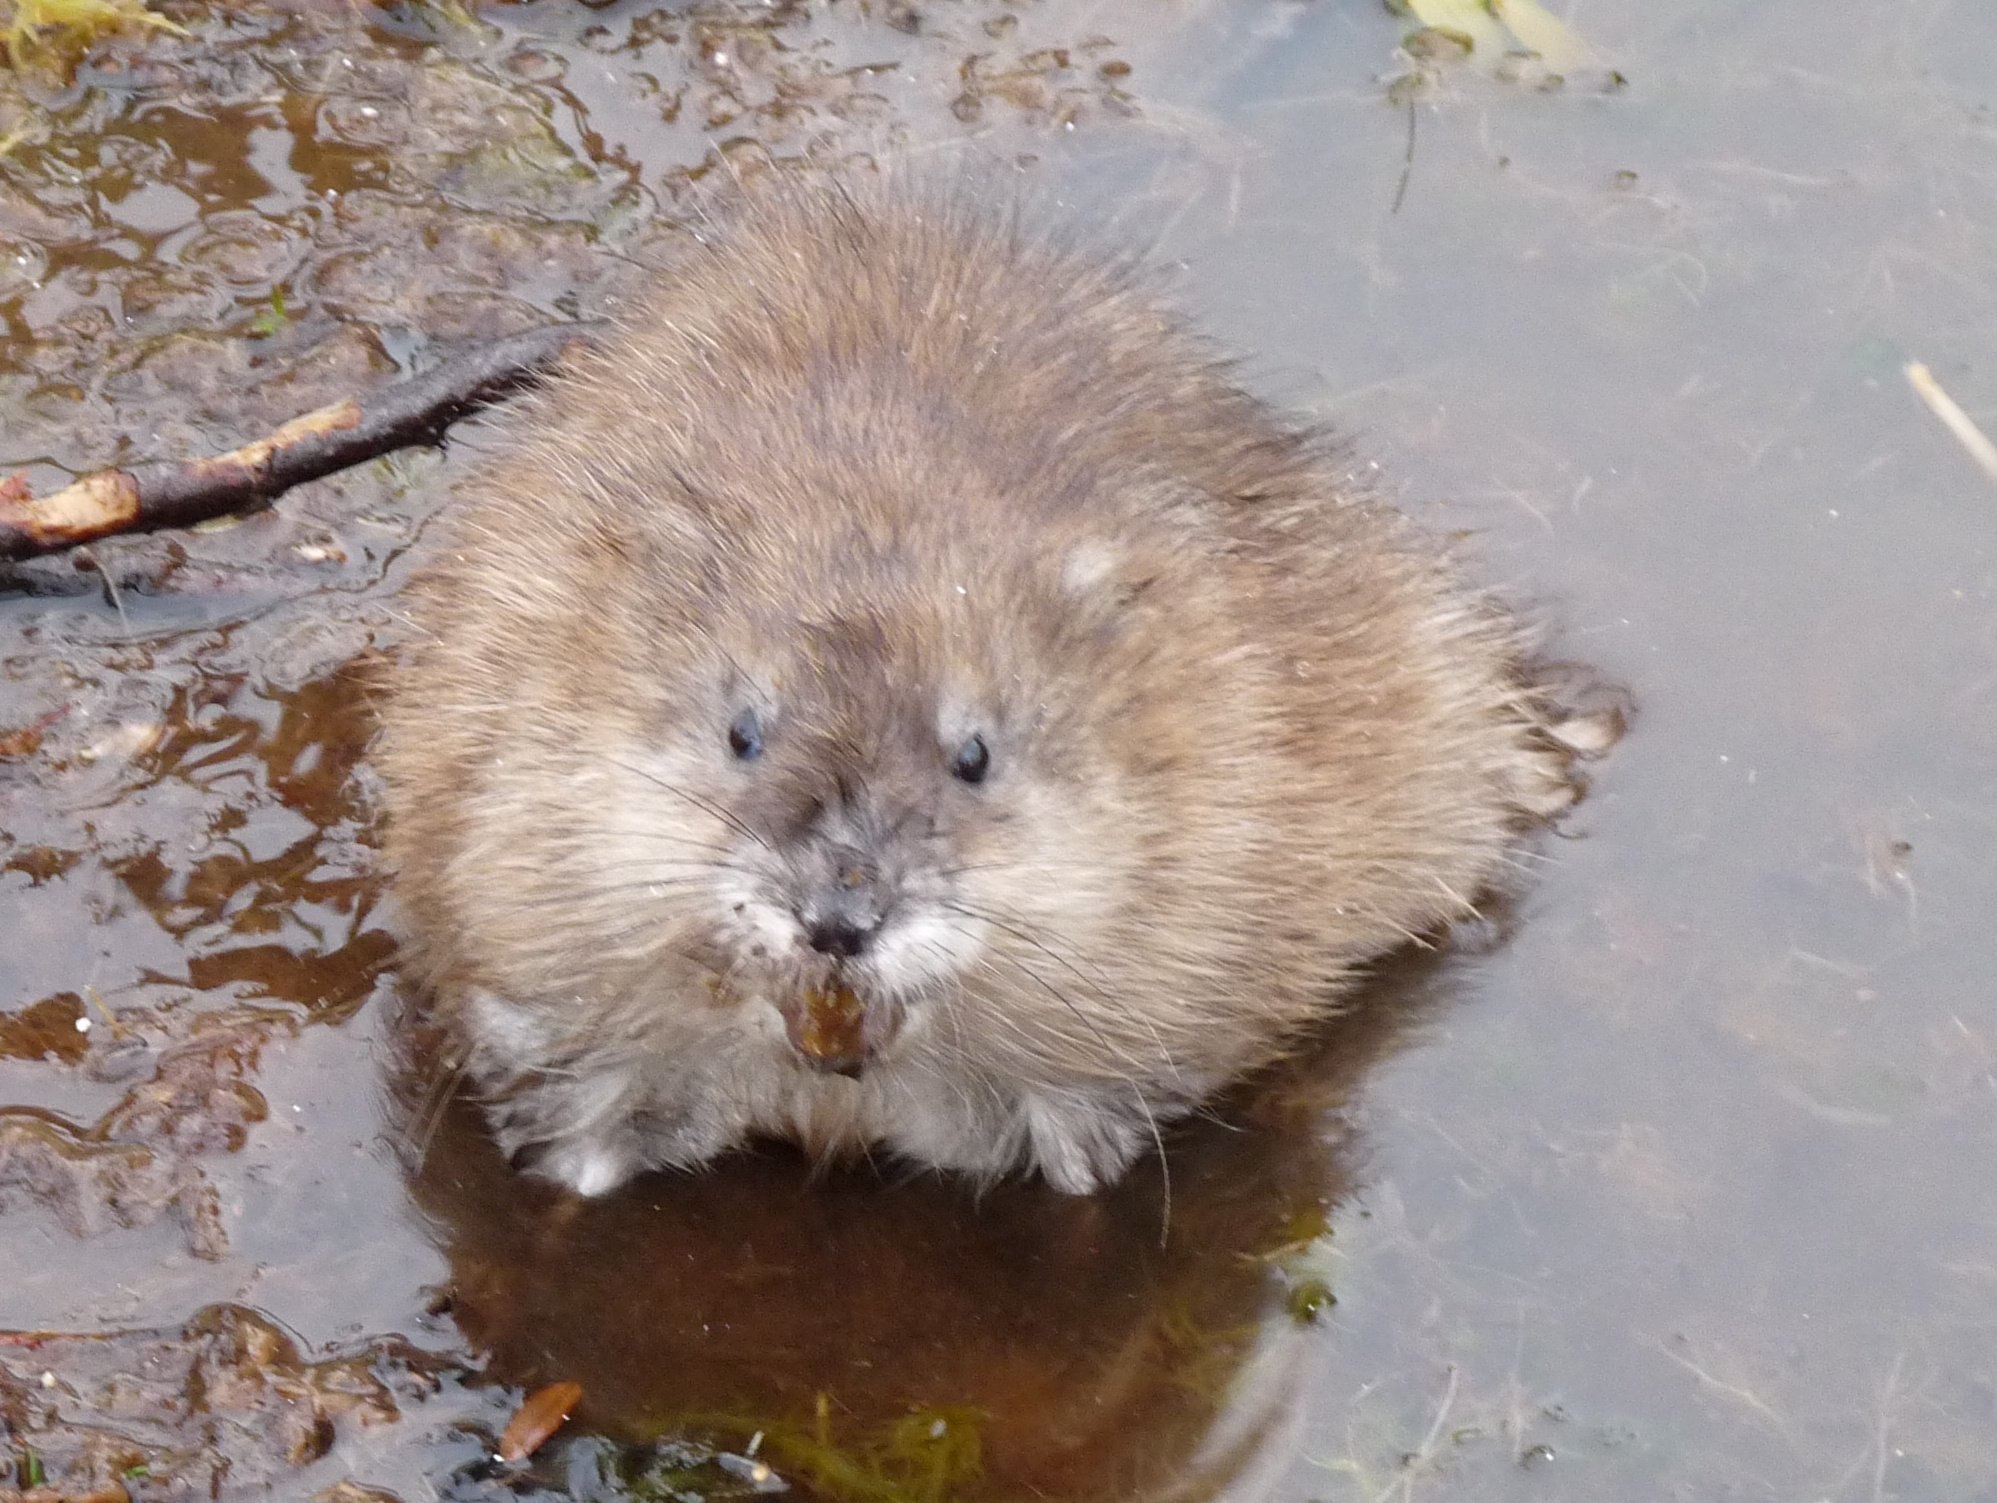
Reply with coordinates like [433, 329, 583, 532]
[1024, 1097, 1151, 1195]
[523, 1134, 642, 1198]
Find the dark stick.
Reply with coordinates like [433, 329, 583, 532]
[0, 319, 609, 563]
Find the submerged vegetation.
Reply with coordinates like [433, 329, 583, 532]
[596, 1404, 989, 1503]
[0, 0, 184, 69]
[716, 1402, 986, 1503]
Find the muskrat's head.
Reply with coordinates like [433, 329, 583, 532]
[569, 503, 1235, 1088]
[695, 613, 1018, 1075]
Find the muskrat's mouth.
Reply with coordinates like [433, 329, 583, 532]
[780, 972, 874, 1079]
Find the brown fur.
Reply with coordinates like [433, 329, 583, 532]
[375, 180, 1573, 1197]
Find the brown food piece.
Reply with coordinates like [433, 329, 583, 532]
[793, 980, 866, 1066]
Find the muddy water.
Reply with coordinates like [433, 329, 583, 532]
[2, 1, 1993, 1499]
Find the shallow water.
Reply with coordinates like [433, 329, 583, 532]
[2, 1, 1994, 1499]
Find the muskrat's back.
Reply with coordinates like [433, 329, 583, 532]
[377, 182, 1574, 1197]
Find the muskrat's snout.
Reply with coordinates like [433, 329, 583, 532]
[796, 845, 893, 959]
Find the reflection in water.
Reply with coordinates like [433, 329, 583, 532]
[397, 952, 1470, 1503]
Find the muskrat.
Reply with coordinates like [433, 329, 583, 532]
[376, 181, 1580, 1198]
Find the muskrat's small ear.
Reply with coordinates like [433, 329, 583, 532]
[1060, 539, 1121, 598]
[1060, 539, 1156, 624]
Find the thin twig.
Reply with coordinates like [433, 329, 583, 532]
[1372, 1363, 1458, 1503]
[1392, 92, 1419, 215]
[1906, 360, 1997, 489]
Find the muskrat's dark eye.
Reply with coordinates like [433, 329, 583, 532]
[951, 734, 991, 785]
[728, 709, 764, 761]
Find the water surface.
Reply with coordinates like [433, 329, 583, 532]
[1, 2, 1993, 1499]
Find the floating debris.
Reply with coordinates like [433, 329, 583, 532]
[1394, 0, 1616, 91]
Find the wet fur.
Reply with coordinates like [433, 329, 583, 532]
[376, 180, 1573, 1197]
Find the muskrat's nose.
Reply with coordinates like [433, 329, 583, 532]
[806, 914, 877, 958]
[802, 848, 885, 956]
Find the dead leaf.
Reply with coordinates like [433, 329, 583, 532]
[498, 1380, 584, 1463]
[0, 706, 68, 760]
